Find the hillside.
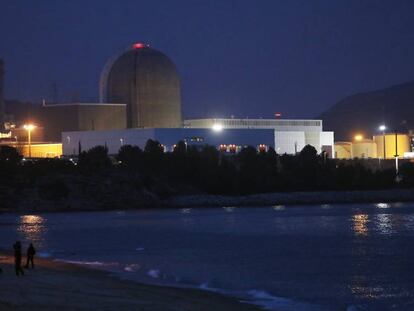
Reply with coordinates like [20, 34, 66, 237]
[319, 80, 414, 141]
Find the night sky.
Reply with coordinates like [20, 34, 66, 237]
[1, 0, 414, 119]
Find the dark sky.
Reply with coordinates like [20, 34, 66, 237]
[1, 0, 414, 119]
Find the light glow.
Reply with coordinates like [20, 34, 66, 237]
[23, 124, 36, 131]
[379, 125, 386, 131]
[133, 42, 149, 49]
[354, 134, 363, 141]
[212, 124, 223, 132]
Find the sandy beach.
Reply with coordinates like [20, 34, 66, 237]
[0, 254, 261, 311]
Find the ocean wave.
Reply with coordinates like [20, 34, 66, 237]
[124, 263, 140, 272]
[147, 269, 160, 278]
[199, 282, 219, 292]
[245, 289, 329, 311]
[55, 259, 119, 267]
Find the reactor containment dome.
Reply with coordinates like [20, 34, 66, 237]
[100, 43, 182, 128]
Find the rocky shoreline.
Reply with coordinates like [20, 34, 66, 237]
[2, 185, 414, 214]
[167, 188, 414, 208]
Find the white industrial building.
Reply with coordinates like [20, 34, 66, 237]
[184, 118, 334, 156]
[62, 118, 334, 157]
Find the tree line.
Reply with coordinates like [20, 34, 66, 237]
[1, 140, 414, 196]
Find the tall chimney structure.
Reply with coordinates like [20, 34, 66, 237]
[0, 59, 4, 132]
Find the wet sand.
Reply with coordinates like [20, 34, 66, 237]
[0, 254, 261, 311]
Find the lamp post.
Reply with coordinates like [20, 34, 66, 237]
[23, 124, 36, 158]
[379, 125, 386, 159]
[395, 131, 399, 175]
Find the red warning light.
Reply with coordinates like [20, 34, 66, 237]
[275, 112, 282, 118]
[133, 43, 146, 49]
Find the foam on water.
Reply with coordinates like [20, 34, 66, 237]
[56, 259, 119, 267]
[147, 269, 160, 278]
[199, 282, 219, 292]
[244, 289, 327, 311]
[124, 263, 140, 272]
[195, 284, 331, 311]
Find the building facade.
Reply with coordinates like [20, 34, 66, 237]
[62, 128, 275, 156]
[41, 103, 126, 141]
[184, 118, 334, 156]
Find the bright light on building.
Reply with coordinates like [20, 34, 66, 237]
[212, 124, 223, 132]
[354, 134, 363, 141]
[379, 125, 386, 131]
[23, 124, 36, 131]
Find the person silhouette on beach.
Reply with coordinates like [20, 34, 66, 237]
[13, 241, 24, 276]
[25, 243, 36, 269]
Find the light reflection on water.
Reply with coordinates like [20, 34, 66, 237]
[403, 214, 414, 231]
[223, 207, 235, 212]
[353, 214, 369, 236]
[180, 208, 195, 226]
[375, 203, 391, 209]
[17, 215, 47, 247]
[350, 276, 384, 299]
[272, 205, 285, 211]
[375, 214, 393, 235]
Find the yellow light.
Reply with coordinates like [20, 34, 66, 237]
[23, 124, 36, 131]
[354, 134, 363, 141]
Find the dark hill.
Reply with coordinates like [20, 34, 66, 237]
[319, 81, 414, 141]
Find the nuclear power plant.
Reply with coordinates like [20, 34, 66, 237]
[1, 43, 337, 158]
[100, 43, 182, 128]
[5, 42, 414, 159]
[58, 43, 335, 157]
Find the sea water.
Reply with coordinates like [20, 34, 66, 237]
[1, 202, 414, 310]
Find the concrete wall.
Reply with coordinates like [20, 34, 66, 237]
[77, 104, 126, 131]
[14, 143, 62, 158]
[352, 140, 378, 158]
[320, 131, 335, 158]
[273, 131, 334, 156]
[42, 103, 126, 142]
[335, 143, 352, 159]
[103, 47, 182, 128]
[274, 131, 305, 154]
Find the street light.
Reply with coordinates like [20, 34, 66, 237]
[379, 125, 386, 159]
[354, 134, 363, 141]
[23, 124, 36, 158]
